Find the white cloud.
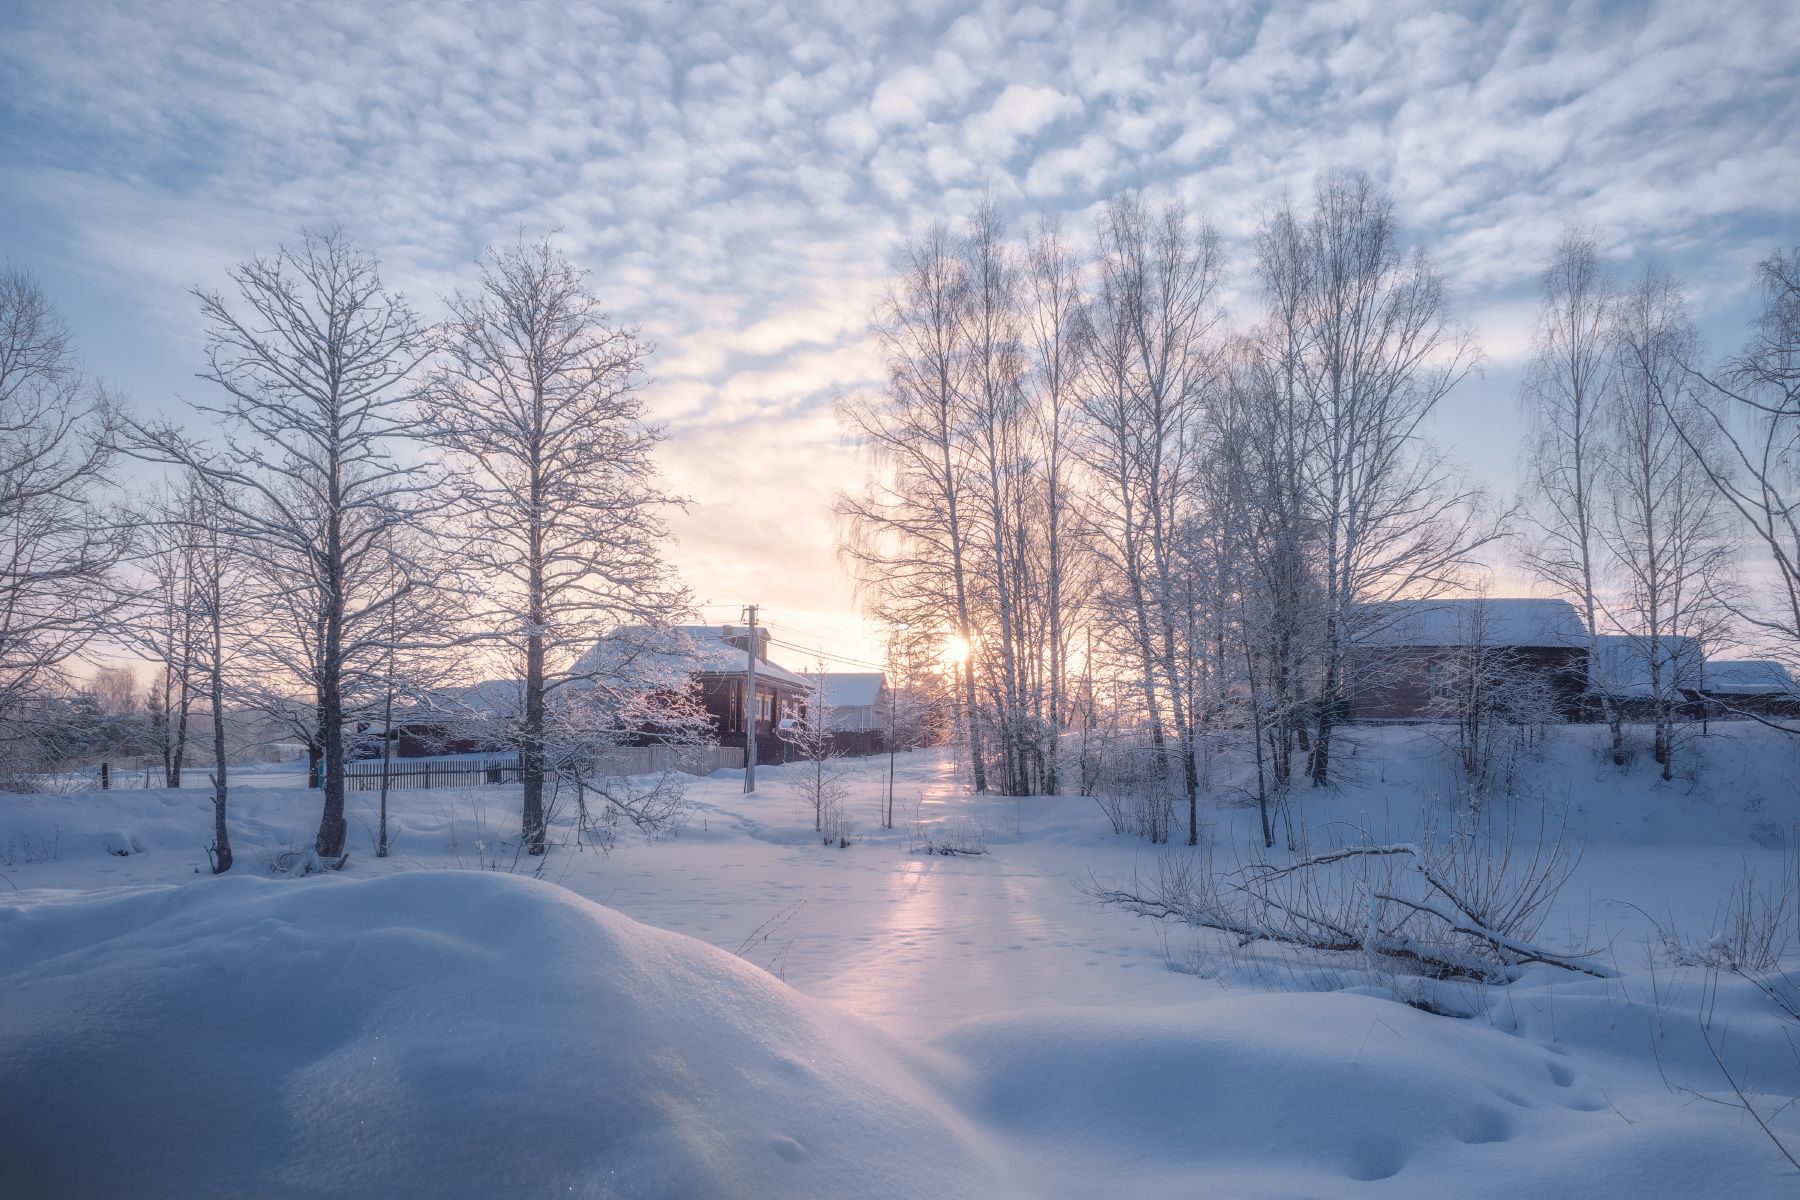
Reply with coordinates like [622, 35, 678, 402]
[1, 0, 1795, 659]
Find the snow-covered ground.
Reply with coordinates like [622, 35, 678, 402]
[2, 725, 1796, 1197]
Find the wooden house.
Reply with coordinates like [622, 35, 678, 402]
[1345, 598, 1589, 721]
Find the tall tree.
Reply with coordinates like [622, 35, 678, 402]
[1023, 215, 1088, 795]
[1520, 227, 1624, 761]
[1263, 171, 1488, 786]
[423, 236, 689, 855]
[130, 228, 435, 860]
[839, 223, 990, 792]
[0, 265, 129, 758]
[1599, 269, 1732, 778]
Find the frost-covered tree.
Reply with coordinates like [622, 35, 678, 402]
[422, 236, 690, 854]
[839, 222, 989, 792]
[1073, 193, 1222, 844]
[1262, 172, 1490, 787]
[0, 265, 129, 762]
[1520, 228, 1625, 761]
[1598, 270, 1733, 779]
[784, 662, 852, 840]
[129, 228, 436, 860]
[1673, 246, 1800, 720]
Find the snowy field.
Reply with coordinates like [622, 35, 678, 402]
[2, 726, 1797, 1198]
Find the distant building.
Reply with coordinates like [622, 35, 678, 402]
[1345, 598, 1589, 721]
[639, 625, 813, 765]
[1702, 659, 1800, 719]
[1588, 634, 1707, 718]
[820, 672, 888, 732]
[391, 625, 814, 766]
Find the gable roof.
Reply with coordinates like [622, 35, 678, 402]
[1589, 634, 1705, 697]
[1352, 598, 1585, 649]
[1703, 659, 1800, 696]
[821, 672, 885, 708]
[574, 625, 811, 690]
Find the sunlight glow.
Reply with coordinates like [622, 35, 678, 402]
[940, 635, 970, 667]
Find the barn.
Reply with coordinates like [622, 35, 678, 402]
[1702, 659, 1800, 719]
[1588, 634, 1707, 719]
[1345, 598, 1589, 721]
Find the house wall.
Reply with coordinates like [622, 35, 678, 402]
[695, 675, 809, 765]
[1346, 646, 1588, 721]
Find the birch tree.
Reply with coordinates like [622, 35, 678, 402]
[1074, 193, 1221, 842]
[1672, 246, 1800, 716]
[1599, 269, 1732, 778]
[129, 228, 435, 860]
[1265, 171, 1489, 787]
[422, 236, 689, 855]
[839, 223, 989, 792]
[1023, 216, 1087, 795]
[1520, 228, 1624, 761]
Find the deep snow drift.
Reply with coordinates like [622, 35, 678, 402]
[0, 872, 1010, 1200]
[2, 725, 1797, 1197]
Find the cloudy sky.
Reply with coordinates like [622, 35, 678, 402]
[3, 0, 1796, 667]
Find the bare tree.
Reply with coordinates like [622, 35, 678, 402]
[1671, 246, 1800, 724]
[129, 228, 436, 860]
[1023, 215, 1088, 796]
[422, 235, 689, 855]
[0, 265, 130, 758]
[1521, 227, 1625, 761]
[1261, 171, 1490, 786]
[839, 223, 989, 792]
[1598, 270, 1733, 779]
[785, 661, 852, 840]
[1074, 193, 1222, 843]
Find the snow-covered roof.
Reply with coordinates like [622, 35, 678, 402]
[1352, 598, 1585, 649]
[1589, 634, 1705, 698]
[575, 626, 811, 690]
[822, 672, 885, 708]
[1703, 659, 1800, 697]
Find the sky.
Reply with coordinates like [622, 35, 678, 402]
[2, 0, 1797, 672]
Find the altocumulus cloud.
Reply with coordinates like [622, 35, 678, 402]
[1, 0, 1795, 658]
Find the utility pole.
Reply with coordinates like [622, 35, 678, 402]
[742, 604, 759, 794]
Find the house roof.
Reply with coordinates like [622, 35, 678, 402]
[1352, 598, 1586, 649]
[575, 625, 811, 690]
[822, 672, 885, 708]
[1703, 659, 1800, 696]
[1589, 634, 1706, 698]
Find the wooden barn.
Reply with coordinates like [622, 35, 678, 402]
[1588, 634, 1707, 719]
[1702, 659, 1800, 720]
[1345, 598, 1589, 722]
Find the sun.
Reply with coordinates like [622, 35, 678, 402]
[940, 634, 971, 667]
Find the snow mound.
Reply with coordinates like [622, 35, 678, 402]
[938, 995, 1784, 1199]
[0, 872, 1007, 1200]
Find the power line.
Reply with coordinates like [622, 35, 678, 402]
[765, 637, 888, 672]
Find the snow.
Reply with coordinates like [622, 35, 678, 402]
[822, 671, 885, 707]
[2, 725, 1796, 1197]
[1352, 597, 1587, 648]
[1705, 659, 1800, 696]
[1591, 633, 1707, 697]
[575, 624, 813, 689]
